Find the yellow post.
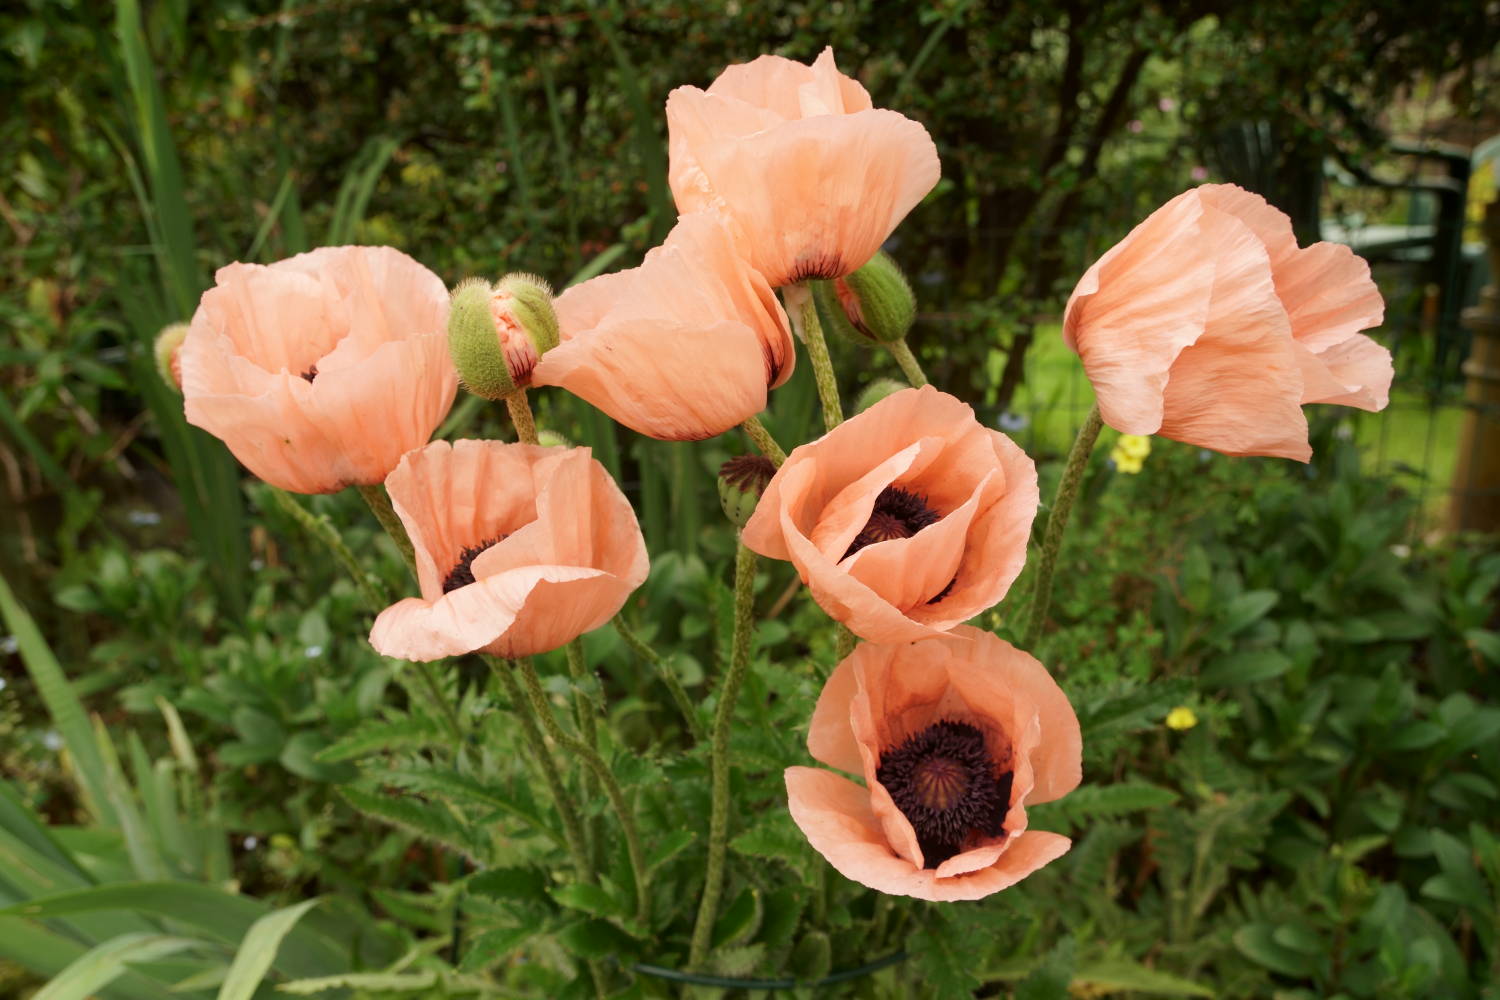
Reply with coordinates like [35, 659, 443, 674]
[1450, 199, 1500, 532]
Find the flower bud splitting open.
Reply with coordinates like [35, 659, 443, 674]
[718, 455, 776, 528]
[154, 322, 190, 392]
[816, 251, 916, 346]
[448, 274, 560, 399]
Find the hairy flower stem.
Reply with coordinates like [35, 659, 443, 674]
[357, 483, 417, 578]
[513, 656, 651, 929]
[269, 488, 386, 611]
[613, 615, 704, 743]
[565, 639, 604, 864]
[485, 656, 593, 880]
[689, 542, 759, 969]
[886, 339, 929, 387]
[356, 484, 462, 741]
[505, 390, 539, 445]
[1023, 404, 1104, 649]
[786, 285, 843, 431]
[740, 414, 787, 465]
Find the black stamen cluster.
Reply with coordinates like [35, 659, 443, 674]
[843, 486, 941, 559]
[300, 365, 319, 383]
[441, 534, 508, 593]
[876, 720, 1012, 869]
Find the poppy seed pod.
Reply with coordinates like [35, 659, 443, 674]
[154, 322, 189, 392]
[449, 273, 560, 399]
[816, 252, 915, 346]
[854, 378, 909, 414]
[718, 455, 777, 527]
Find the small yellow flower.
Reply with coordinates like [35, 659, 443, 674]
[1109, 434, 1151, 474]
[1165, 706, 1198, 731]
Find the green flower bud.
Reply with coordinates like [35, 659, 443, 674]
[154, 322, 190, 392]
[448, 273, 560, 399]
[717, 455, 776, 528]
[854, 377, 909, 414]
[814, 251, 915, 346]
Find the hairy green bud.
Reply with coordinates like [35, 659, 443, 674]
[717, 455, 776, 528]
[815, 251, 915, 346]
[154, 322, 190, 392]
[448, 273, 559, 399]
[854, 377, 909, 414]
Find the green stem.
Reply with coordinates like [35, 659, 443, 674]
[513, 657, 651, 929]
[885, 339, 929, 387]
[613, 615, 704, 743]
[740, 415, 787, 466]
[565, 639, 603, 865]
[787, 285, 843, 431]
[1022, 404, 1104, 649]
[506, 390, 539, 445]
[356, 482, 417, 579]
[485, 656, 593, 881]
[267, 488, 386, 611]
[688, 542, 759, 968]
[355, 483, 463, 740]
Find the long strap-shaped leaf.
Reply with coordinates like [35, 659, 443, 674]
[216, 898, 322, 1000]
[0, 573, 117, 828]
[33, 933, 200, 1000]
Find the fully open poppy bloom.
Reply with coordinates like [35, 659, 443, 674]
[179, 246, 456, 494]
[532, 213, 794, 441]
[666, 47, 940, 287]
[368, 440, 648, 660]
[1062, 183, 1389, 461]
[786, 628, 1081, 901]
[742, 386, 1037, 644]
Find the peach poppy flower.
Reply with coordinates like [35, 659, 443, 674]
[180, 246, 457, 493]
[532, 213, 794, 441]
[666, 47, 940, 287]
[741, 386, 1037, 644]
[1062, 183, 1389, 461]
[369, 440, 648, 661]
[786, 627, 1081, 901]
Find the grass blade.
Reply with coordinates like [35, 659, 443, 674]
[216, 898, 322, 1000]
[32, 933, 200, 1000]
[0, 572, 118, 827]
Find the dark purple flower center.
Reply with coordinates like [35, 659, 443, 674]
[300, 365, 318, 382]
[442, 534, 508, 593]
[876, 720, 1012, 869]
[843, 486, 940, 560]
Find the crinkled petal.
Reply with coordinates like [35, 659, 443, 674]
[1062, 190, 1216, 434]
[1302, 333, 1393, 411]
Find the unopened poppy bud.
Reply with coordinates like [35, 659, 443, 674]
[448, 274, 559, 399]
[718, 455, 776, 528]
[153, 322, 189, 392]
[815, 251, 915, 346]
[854, 377, 908, 414]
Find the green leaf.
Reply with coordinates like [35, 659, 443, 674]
[459, 925, 538, 972]
[316, 716, 449, 763]
[550, 883, 624, 920]
[1074, 959, 1213, 997]
[711, 886, 760, 949]
[338, 785, 481, 863]
[730, 813, 808, 871]
[1033, 782, 1178, 829]
[557, 918, 635, 960]
[1233, 922, 1315, 977]
[0, 572, 118, 827]
[1200, 649, 1291, 687]
[278, 971, 439, 995]
[33, 933, 199, 1000]
[468, 867, 549, 907]
[0, 883, 347, 980]
[217, 898, 321, 1000]
[1214, 590, 1279, 638]
[647, 830, 695, 873]
[1464, 628, 1500, 664]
